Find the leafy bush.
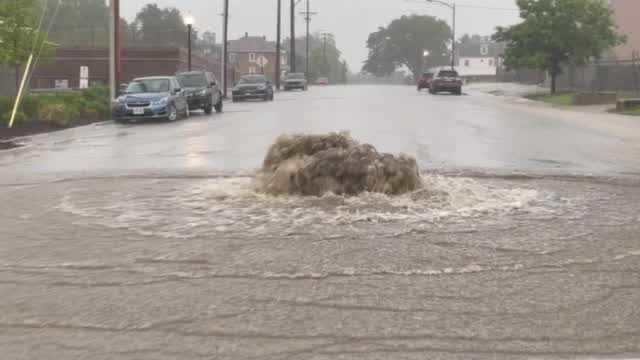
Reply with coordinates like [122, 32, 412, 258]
[0, 86, 110, 127]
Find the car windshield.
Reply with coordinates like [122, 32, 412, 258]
[238, 76, 266, 84]
[438, 71, 458, 77]
[287, 73, 305, 79]
[126, 79, 170, 93]
[177, 73, 208, 87]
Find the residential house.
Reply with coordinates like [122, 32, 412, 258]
[228, 33, 287, 82]
[455, 37, 504, 80]
[608, 0, 640, 60]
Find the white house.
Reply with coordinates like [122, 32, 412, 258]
[455, 37, 504, 79]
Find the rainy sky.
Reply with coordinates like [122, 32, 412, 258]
[121, 0, 521, 70]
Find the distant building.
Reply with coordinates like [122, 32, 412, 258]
[228, 33, 287, 82]
[608, 0, 640, 60]
[28, 47, 232, 90]
[455, 37, 504, 79]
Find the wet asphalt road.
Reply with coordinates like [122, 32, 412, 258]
[1, 85, 640, 359]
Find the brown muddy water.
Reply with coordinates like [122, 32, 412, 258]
[1, 170, 639, 359]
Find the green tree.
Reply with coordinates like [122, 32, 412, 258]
[0, 0, 53, 93]
[363, 15, 451, 77]
[494, 0, 625, 94]
[47, 0, 110, 47]
[136, 4, 189, 48]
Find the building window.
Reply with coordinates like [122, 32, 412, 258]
[249, 53, 256, 62]
[480, 44, 489, 56]
[249, 66, 256, 74]
[464, 60, 470, 67]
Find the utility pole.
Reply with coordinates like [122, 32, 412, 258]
[300, 0, 317, 78]
[108, 0, 121, 99]
[222, 0, 229, 98]
[276, 0, 282, 89]
[109, 0, 116, 100]
[321, 32, 331, 77]
[290, 0, 296, 72]
[114, 0, 121, 94]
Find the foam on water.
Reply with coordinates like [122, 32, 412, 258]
[56, 175, 558, 238]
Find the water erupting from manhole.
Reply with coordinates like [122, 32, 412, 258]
[256, 132, 423, 196]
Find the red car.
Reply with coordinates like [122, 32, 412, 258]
[316, 77, 329, 85]
[417, 72, 434, 91]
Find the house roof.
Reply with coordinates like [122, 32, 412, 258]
[457, 41, 504, 58]
[229, 35, 276, 53]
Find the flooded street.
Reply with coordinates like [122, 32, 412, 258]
[2, 85, 640, 359]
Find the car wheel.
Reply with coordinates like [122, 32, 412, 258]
[214, 98, 223, 113]
[166, 104, 178, 122]
[456, 88, 462, 95]
[204, 103, 213, 114]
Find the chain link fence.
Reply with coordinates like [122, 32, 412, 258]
[556, 55, 640, 95]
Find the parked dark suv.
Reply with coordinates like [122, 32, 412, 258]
[232, 75, 274, 102]
[112, 76, 188, 123]
[176, 71, 223, 114]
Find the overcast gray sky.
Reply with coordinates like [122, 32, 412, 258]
[122, 0, 521, 71]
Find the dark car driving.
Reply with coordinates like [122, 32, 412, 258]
[283, 72, 308, 91]
[176, 71, 223, 114]
[232, 75, 274, 102]
[112, 76, 189, 123]
[430, 69, 463, 95]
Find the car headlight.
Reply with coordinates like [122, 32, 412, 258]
[198, 89, 207, 96]
[151, 97, 168, 106]
[257, 84, 267, 90]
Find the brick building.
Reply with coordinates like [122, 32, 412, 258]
[228, 34, 287, 82]
[29, 47, 231, 90]
[608, 0, 640, 60]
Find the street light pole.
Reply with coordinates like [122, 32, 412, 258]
[452, 2, 456, 70]
[426, 0, 456, 70]
[187, 24, 192, 71]
[276, 0, 282, 90]
[184, 14, 195, 71]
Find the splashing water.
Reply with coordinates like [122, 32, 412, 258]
[57, 174, 555, 239]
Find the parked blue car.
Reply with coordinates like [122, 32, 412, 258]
[112, 76, 189, 123]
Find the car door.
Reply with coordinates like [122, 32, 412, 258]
[172, 78, 187, 111]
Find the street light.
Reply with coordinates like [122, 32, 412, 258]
[426, 0, 456, 70]
[184, 14, 195, 71]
